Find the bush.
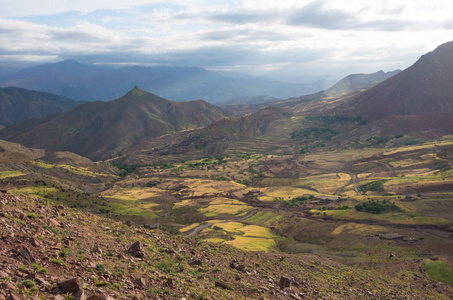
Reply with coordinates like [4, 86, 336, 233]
[358, 179, 387, 193]
[354, 199, 402, 214]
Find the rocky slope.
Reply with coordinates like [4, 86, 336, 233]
[1, 192, 452, 300]
[355, 41, 453, 121]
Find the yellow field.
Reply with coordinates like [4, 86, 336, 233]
[0, 171, 26, 179]
[103, 187, 159, 201]
[198, 198, 253, 217]
[331, 223, 387, 236]
[225, 236, 276, 252]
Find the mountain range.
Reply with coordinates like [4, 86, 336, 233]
[0, 59, 322, 103]
[1, 41, 453, 163]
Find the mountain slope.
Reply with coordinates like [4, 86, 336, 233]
[355, 41, 453, 121]
[1, 59, 321, 103]
[0, 87, 229, 160]
[323, 70, 400, 97]
[121, 107, 292, 165]
[0, 87, 80, 126]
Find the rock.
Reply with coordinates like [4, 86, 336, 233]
[6, 294, 23, 300]
[389, 253, 395, 258]
[0, 270, 9, 278]
[16, 247, 36, 265]
[29, 237, 41, 247]
[74, 290, 87, 300]
[215, 281, 230, 289]
[125, 221, 132, 227]
[133, 278, 146, 289]
[86, 295, 115, 300]
[144, 224, 158, 230]
[53, 296, 65, 300]
[165, 278, 174, 287]
[49, 218, 61, 227]
[58, 277, 82, 293]
[235, 264, 246, 272]
[379, 233, 404, 240]
[127, 241, 145, 258]
[279, 276, 291, 288]
[188, 258, 202, 266]
[290, 293, 302, 300]
[93, 245, 102, 255]
[1, 282, 15, 291]
[35, 276, 52, 289]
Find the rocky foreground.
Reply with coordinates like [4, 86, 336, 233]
[1, 193, 452, 299]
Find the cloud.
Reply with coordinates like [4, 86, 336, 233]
[50, 22, 119, 44]
[287, 1, 357, 29]
[201, 27, 292, 42]
[206, 11, 277, 24]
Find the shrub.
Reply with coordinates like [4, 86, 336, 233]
[354, 199, 402, 214]
[358, 179, 387, 193]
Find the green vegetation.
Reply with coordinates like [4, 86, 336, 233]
[305, 115, 367, 126]
[113, 163, 139, 176]
[282, 196, 309, 207]
[358, 179, 387, 193]
[290, 127, 338, 140]
[425, 260, 453, 286]
[397, 139, 419, 146]
[354, 199, 402, 214]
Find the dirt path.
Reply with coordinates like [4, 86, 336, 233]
[183, 209, 259, 237]
[335, 172, 360, 195]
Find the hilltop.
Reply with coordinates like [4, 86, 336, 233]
[0, 88, 229, 160]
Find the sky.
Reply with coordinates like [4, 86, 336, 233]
[1, 0, 452, 85]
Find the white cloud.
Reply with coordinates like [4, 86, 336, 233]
[0, 0, 452, 82]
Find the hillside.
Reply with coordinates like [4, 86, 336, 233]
[0, 59, 321, 103]
[323, 70, 401, 97]
[355, 41, 453, 121]
[0, 87, 80, 126]
[0, 87, 229, 160]
[224, 70, 399, 116]
[3, 193, 452, 300]
[119, 107, 292, 165]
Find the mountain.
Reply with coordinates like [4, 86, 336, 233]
[0, 87, 229, 160]
[120, 106, 292, 165]
[323, 70, 401, 97]
[354, 41, 453, 121]
[0, 87, 80, 126]
[0, 59, 322, 103]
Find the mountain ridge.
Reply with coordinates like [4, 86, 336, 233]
[0, 60, 322, 103]
[0, 87, 230, 160]
[0, 87, 81, 126]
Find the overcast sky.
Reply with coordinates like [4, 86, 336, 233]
[1, 0, 452, 84]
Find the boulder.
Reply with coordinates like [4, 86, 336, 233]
[279, 276, 291, 288]
[127, 241, 145, 258]
[57, 277, 82, 293]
